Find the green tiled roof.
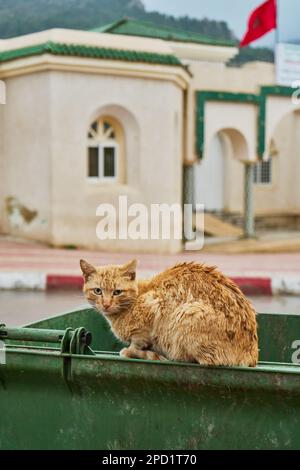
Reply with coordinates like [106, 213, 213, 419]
[0, 40, 183, 67]
[92, 18, 237, 48]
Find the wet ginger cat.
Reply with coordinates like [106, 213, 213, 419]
[80, 259, 258, 366]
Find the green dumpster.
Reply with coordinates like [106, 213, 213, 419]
[0, 308, 300, 450]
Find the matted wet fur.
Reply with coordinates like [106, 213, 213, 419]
[80, 259, 258, 366]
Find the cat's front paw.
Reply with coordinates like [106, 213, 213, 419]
[120, 347, 132, 358]
[119, 347, 163, 361]
[145, 351, 162, 361]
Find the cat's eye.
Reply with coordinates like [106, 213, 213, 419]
[113, 289, 123, 296]
[93, 288, 102, 295]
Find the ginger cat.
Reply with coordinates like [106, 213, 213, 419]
[80, 259, 258, 367]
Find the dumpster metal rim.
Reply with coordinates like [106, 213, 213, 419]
[5, 345, 300, 374]
[3, 347, 300, 395]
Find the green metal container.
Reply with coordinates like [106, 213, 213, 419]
[0, 308, 300, 450]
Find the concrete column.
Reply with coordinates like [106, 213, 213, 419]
[182, 164, 195, 243]
[183, 164, 195, 208]
[244, 163, 255, 238]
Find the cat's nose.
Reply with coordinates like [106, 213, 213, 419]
[103, 301, 111, 309]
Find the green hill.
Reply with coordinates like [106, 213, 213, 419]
[0, 0, 234, 40]
[0, 0, 273, 65]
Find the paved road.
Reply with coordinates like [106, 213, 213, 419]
[1, 291, 300, 327]
[1, 237, 300, 277]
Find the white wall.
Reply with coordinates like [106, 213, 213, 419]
[1, 69, 184, 252]
[186, 61, 275, 164]
[0, 72, 52, 242]
[194, 131, 245, 214]
[188, 60, 300, 215]
[194, 133, 225, 211]
[0, 90, 5, 231]
[48, 70, 184, 252]
[254, 111, 300, 213]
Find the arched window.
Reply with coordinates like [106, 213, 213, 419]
[87, 117, 121, 181]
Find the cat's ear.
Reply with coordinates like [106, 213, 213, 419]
[80, 259, 96, 280]
[120, 259, 137, 281]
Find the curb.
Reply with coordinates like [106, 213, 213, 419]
[230, 277, 272, 296]
[47, 275, 83, 290]
[1, 272, 300, 296]
[47, 275, 273, 296]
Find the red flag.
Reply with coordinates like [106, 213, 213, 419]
[240, 0, 277, 47]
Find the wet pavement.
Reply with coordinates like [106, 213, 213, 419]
[0, 291, 88, 327]
[1, 291, 300, 327]
[2, 236, 300, 276]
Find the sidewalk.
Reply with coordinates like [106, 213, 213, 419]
[1, 237, 300, 295]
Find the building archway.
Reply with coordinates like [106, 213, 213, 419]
[254, 109, 300, 216]
[194, 128, 249, 213]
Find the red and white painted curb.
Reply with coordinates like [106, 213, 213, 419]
[1, 271, 300, 296]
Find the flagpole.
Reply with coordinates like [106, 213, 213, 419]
[275, 0, 279, 45]
[274, 0, 280, 87]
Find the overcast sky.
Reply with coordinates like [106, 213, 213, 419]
[143, 0, 299, 46]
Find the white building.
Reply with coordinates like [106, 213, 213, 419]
[0, 18, 299, 253]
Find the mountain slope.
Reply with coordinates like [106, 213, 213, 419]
[0, 0, 273, 65]
[0, 0, 234, 41]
